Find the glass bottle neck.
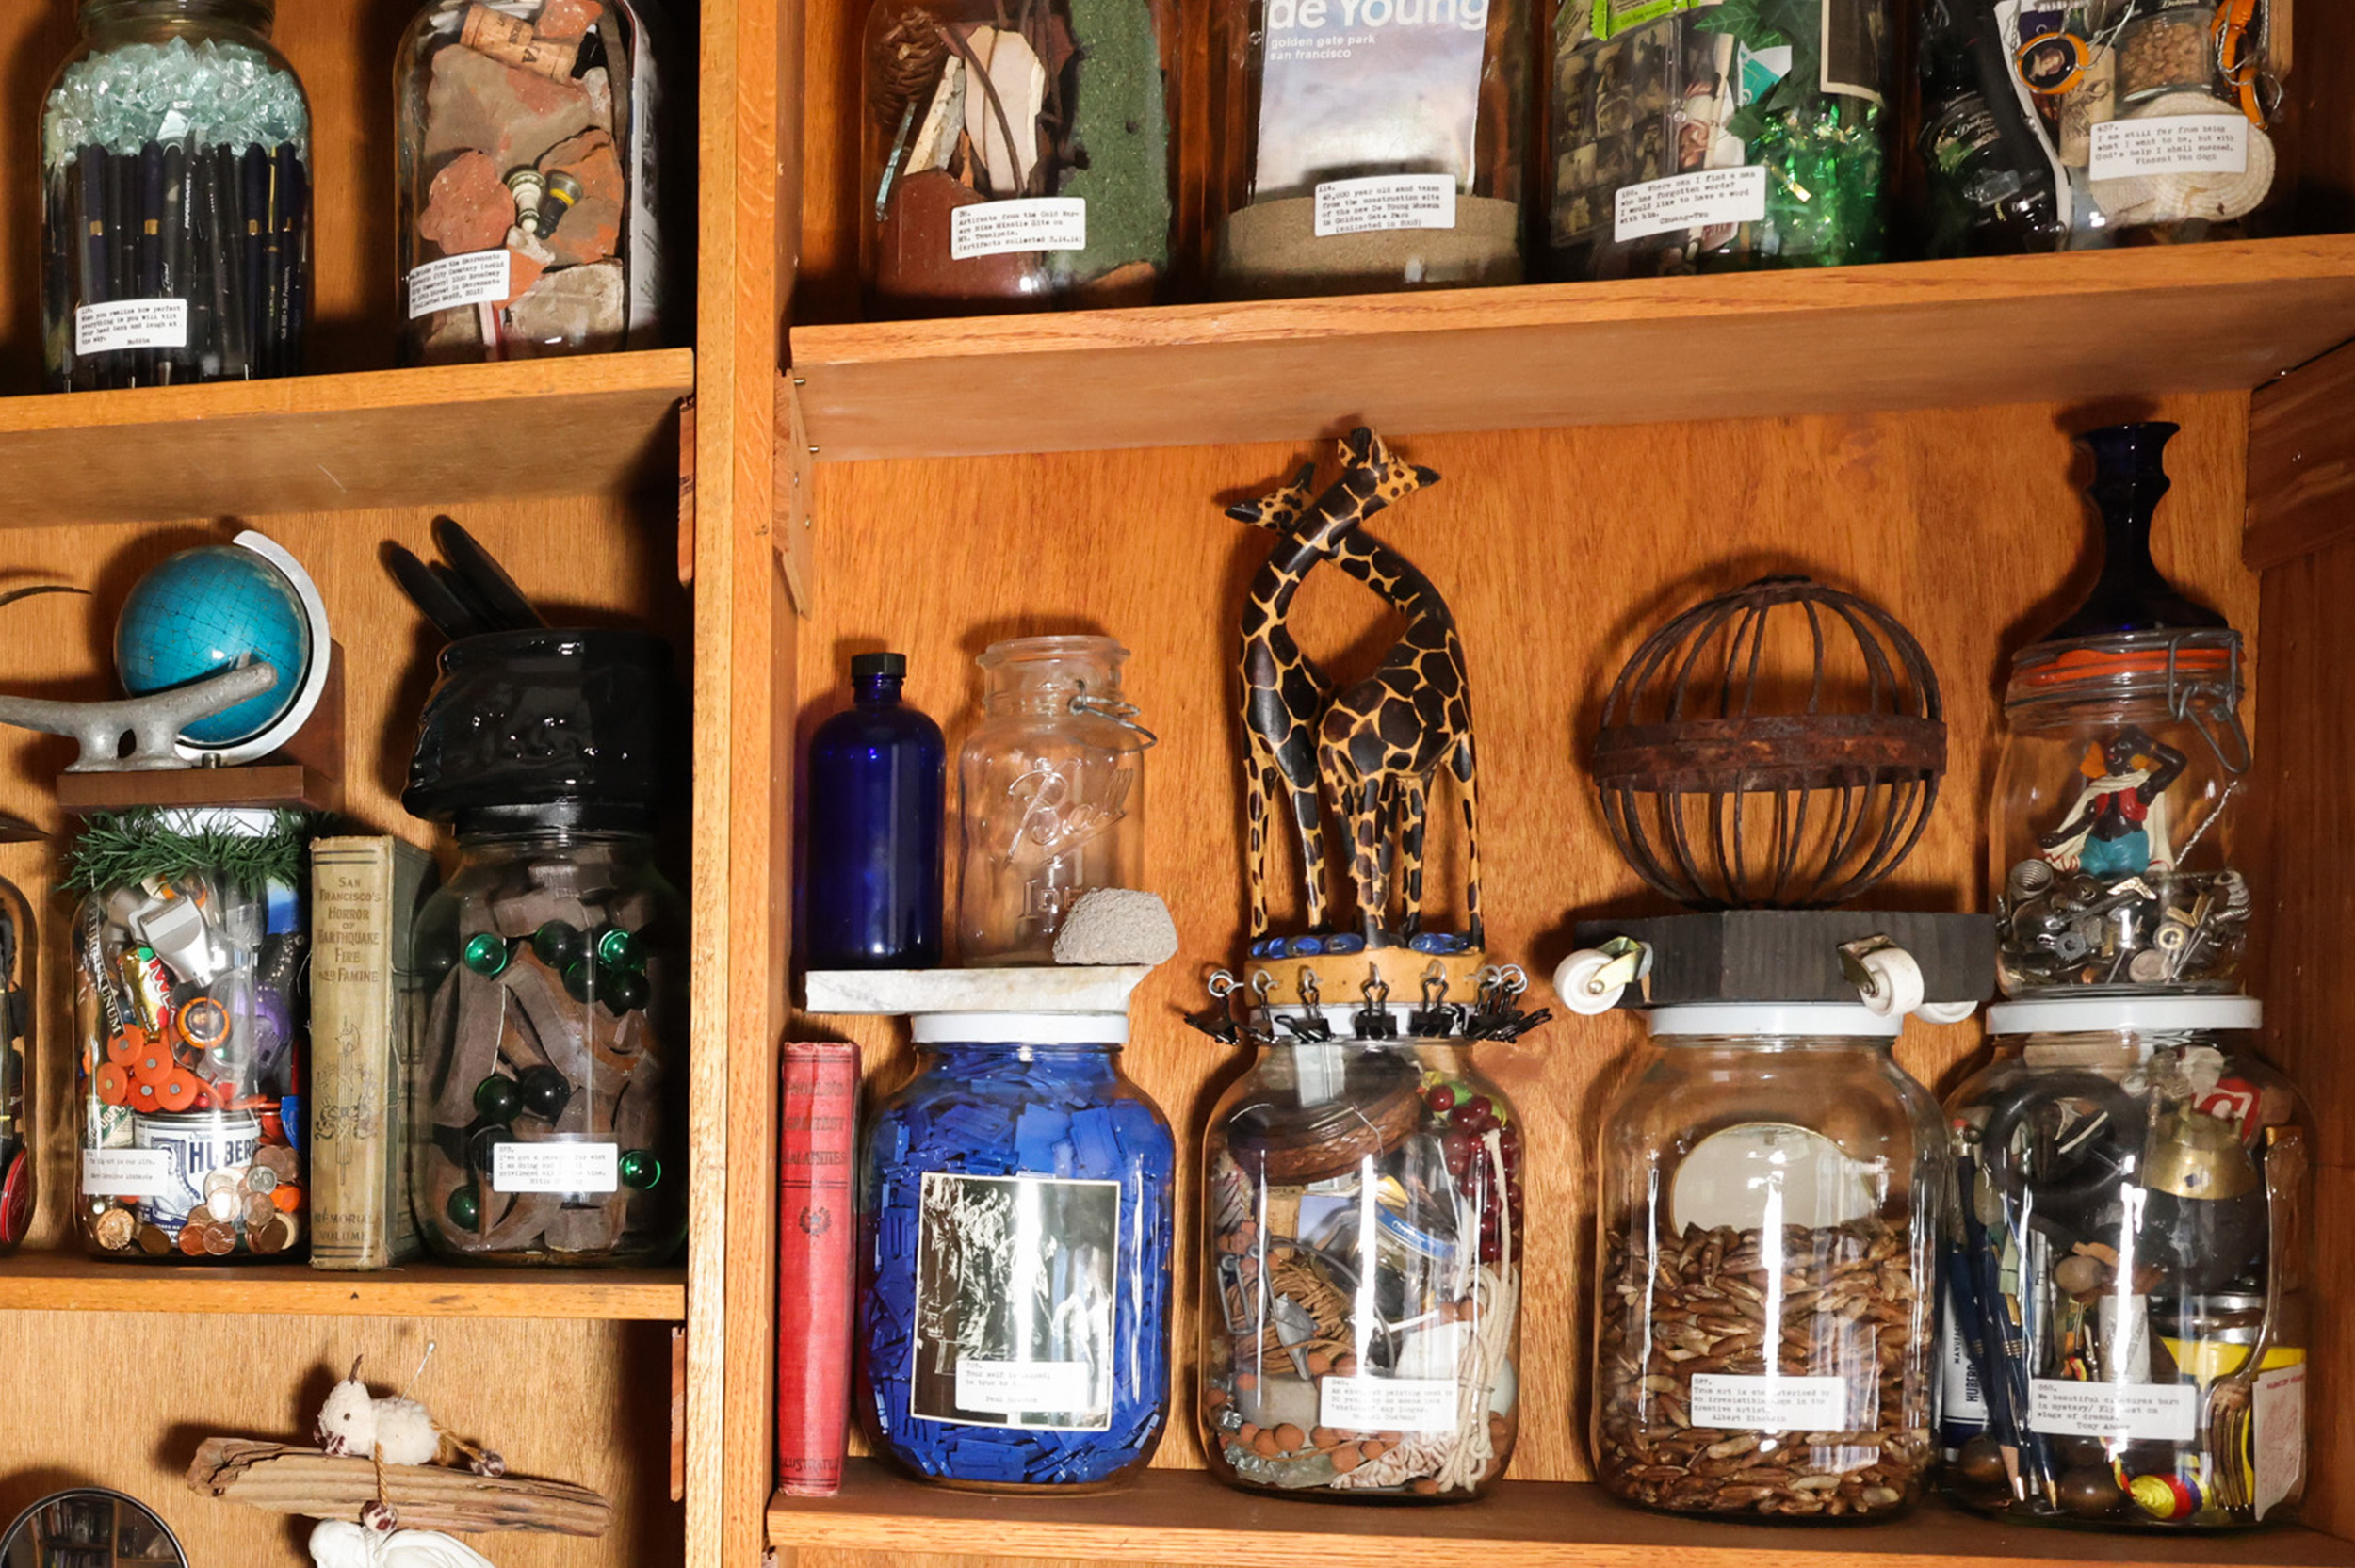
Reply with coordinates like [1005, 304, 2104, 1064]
[856, 672, 905, 704]
[457, 826, 654, 860]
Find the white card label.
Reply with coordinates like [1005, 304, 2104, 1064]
[407, 251, 512, 319]
[75, 299, 189, 356]
[491, 1140, 619, 1194]
[2090, 115, 2250, 182]
[2253, 1364, 2307, 1521]
[2027, 1378, 2198, 1442]
[949, 198, 1087, 261]
[1312, 175, 1457, 238]
[82, 1148, 172, 1196]
[1689, 1373, 1849, 1431]
[1319, 1375, 1459, 1433]
[954, 1359, 1094, 1414]
[1615, 166, 1769, 243]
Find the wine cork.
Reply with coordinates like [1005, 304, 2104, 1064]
[460, 5, 581, 83]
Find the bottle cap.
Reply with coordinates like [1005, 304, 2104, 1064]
[852, 652, 908, 679]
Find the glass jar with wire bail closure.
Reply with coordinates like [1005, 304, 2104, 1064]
[1592, 1001, 1943, 1520]
[1197, 960, 1542, 1500]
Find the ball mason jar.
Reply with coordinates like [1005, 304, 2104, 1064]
[41, 0, 313, 390]
[0, 870, 34, 1254]
[956, 636, 1151, 963]
[1206, 0, 1530, 296]
[1941, 995, 2310, 1528]
[1593, 1003, 1941, 1519]
[397, 0, 668, 364]
[410, 818, 686, 1265]
[857, 1012, 1176, 1489]
[70, 809, 309, 1262]
[1200, 1027, 1523, 1498]
[861, 0, 1176, 316]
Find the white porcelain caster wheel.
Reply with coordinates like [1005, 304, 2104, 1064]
[1849, 946, 1925, 1018]
[1554, 946, 1640, 1015]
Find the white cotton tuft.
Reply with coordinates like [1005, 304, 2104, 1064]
[1051, 889, 1178, 965]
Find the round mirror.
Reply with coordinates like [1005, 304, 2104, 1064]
[0, 1489, 187, 1568]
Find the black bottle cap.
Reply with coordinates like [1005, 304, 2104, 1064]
[852, 652, 908, 679]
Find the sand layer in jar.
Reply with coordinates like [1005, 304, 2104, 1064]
[1596, 1217, 1929, 1517]
[1217, 194, 1523, 297]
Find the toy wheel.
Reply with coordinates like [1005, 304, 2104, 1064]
[1853, 946, 1925, 1018]
[1552, 949, 1625, 1016]
[1916, 1000, 1978, 1025]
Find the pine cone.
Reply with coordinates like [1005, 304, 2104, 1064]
[869, 6, 949, 130]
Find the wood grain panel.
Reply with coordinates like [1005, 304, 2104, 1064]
[2246, 335, 2355, 570]
[787, 397, 2259, 1511]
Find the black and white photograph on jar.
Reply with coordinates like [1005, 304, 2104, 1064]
[912, 1171, 1120, 1430]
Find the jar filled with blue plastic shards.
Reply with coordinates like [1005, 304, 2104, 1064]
[858, 1010, 1175, 1490]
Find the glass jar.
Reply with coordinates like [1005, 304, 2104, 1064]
[862, 0, 1175, 316]
[956, 636, 1151, 963]
[1545, 0, 1892, 282]
[0, 872, 32, 1254]
[1941, 995, 2310, 1528]
[410, 819, 685, 1265]
[396, 0, 666, 364]
[1207, 0, 1528, 297]
[1200, 1026, 1522, 1499]
[1593, 1003, 1941, 1519]
[68, 809, 309, 1262]
[41, 0, 312, 391]
[804, 651, 947, 970]
[1914, 0, 2065, 258]
[857, 1012, 1176, 1489]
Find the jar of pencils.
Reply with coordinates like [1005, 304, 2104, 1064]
[41, 0, 313, 392]
[397, 0, 669, 364]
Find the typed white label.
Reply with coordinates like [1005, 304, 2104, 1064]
[1319, 1375, 1459, 1433]
[954, 1359, 1094, 1414]
[491, 1140, 618, 1194]
[75, 299, 189, 356]
[949, 198, 1086, 260]
[82, 1148, 173, 1196]
[2028, 1378, 2198, 1442]
[2090, 115, 2249, 182]
[1615, 165, 1768, 242]
[1689, 1373, 1849, 1431]
[1313, 175, 1457, 238]
[407, 251, 512, 318]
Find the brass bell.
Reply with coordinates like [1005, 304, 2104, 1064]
[2143, 1105, 2259, 1201]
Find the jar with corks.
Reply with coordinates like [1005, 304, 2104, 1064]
[1200, 1022, 1524, 1499]
[1591, 1003, 1941, 1520]
[860, 0, 1176, 316]
[1205, 0, 1530, 297]
[1942, 995, 2311, 1529]
[396, 0, 672, 363]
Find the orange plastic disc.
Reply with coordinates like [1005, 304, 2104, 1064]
[271, 1184, 302, 1213]
[106, 1032, 138, 1067]
[128, 1077, 163, 1112]
[133, 1047, 172, 1086]
[155, 1070, 202, 1113]
[96, 1062, 131, 1107]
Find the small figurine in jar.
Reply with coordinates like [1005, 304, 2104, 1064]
[2039, 726, 2188, 878]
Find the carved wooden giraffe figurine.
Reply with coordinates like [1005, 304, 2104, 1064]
[1314, 467, 1483, 948]
[1233, 428, 1438, 937]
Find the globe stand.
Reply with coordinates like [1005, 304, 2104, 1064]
[54, 644, 344, 814]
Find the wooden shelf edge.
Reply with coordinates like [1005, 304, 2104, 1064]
[0, 1255, 687, 1319]
[766, 1463, 2355, 1568]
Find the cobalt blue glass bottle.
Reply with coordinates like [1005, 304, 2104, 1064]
[857, 1011, 1175, 1491]
[805, 652, 945, 969]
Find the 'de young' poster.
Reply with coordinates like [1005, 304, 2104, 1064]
[1252, 0, 1492, 196]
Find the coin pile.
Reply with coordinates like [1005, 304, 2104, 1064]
[90, 1145, 303, 1257]
[1594, 1216, 1932, 1517]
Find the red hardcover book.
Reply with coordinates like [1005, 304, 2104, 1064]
[776, 1042, 860, 1497]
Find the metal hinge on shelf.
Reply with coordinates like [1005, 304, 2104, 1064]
[773, 372, 815, 615]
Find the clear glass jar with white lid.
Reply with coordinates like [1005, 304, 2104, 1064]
[1593, 1002, 1942, 1520]
[1941, 994, 2310, 1529]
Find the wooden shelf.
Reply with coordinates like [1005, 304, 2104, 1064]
[769, 1463, 2355, 1568]
[0, 349, 694, 526]
[0, 1253, 686, 1319]
[789, 237, 2355, 461]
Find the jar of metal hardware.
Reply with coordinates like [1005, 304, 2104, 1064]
[1199, 991, 1526, 1499]
[1942, 995, 2310, 1528]
[1546, 0, 1893, 280]
[41, 0, 313, 390]
[0, 868, 33, 1253]
[1593, 1003, 1941, 1519]
[858, 1011, 1176, 1489]
[1207, 0, 1530, 296]
[68, 809, 310, 1262]
[957, 636, 1152, 963]
[860, 0, 1176, 315]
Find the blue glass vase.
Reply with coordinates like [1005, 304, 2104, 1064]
[857, 1014, 1175, 1490]
[804, 652, 945, 968]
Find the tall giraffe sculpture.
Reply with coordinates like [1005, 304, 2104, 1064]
[1234, 428, 1437, 938]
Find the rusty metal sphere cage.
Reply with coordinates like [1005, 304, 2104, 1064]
[1593, 576, 1947, 910]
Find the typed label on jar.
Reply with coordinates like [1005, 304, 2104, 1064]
[955, 1359, 1095, 1416]
[1614, 166, 1767, 243]
[75, 299, 189, 356]
[1319, 1374, 1459, 1433]
[2090, 115, 2249, 181]
[2028, 1377, 2198, 1442]
[2253, 1364, 2307, 1521]
[491, 1140, 619, 1194]
[949, 199, 1087, 261]
[82, 1148, 172, 1196]
[407, 251, 512, 318]
[1312, 175, 1457, 238]
[1688, 1373, 1848, 1431]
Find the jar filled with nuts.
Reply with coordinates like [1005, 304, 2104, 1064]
[1942, 995, 2311, 1528]
[1592, 1003, 1942, 1520]
[1201, 1025, 1524, 1499]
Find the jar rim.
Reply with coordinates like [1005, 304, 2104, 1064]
[911, 1010, 1129, 1044]
[81, 0, 275, 28]
[1989, 994, 2260, 1035]
[2006, 627, 2241, 708]
[978, 635, 1130, 671]
[1644, 1002, 1904, 1039]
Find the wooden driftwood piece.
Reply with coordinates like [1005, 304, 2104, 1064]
[185, 1438, 611, 1536]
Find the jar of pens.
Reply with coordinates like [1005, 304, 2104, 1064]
[41, 0, 313, 392]
[1941, 995, 2311, 1528]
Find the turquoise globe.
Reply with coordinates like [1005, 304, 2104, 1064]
[115, 545, 312, 746]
